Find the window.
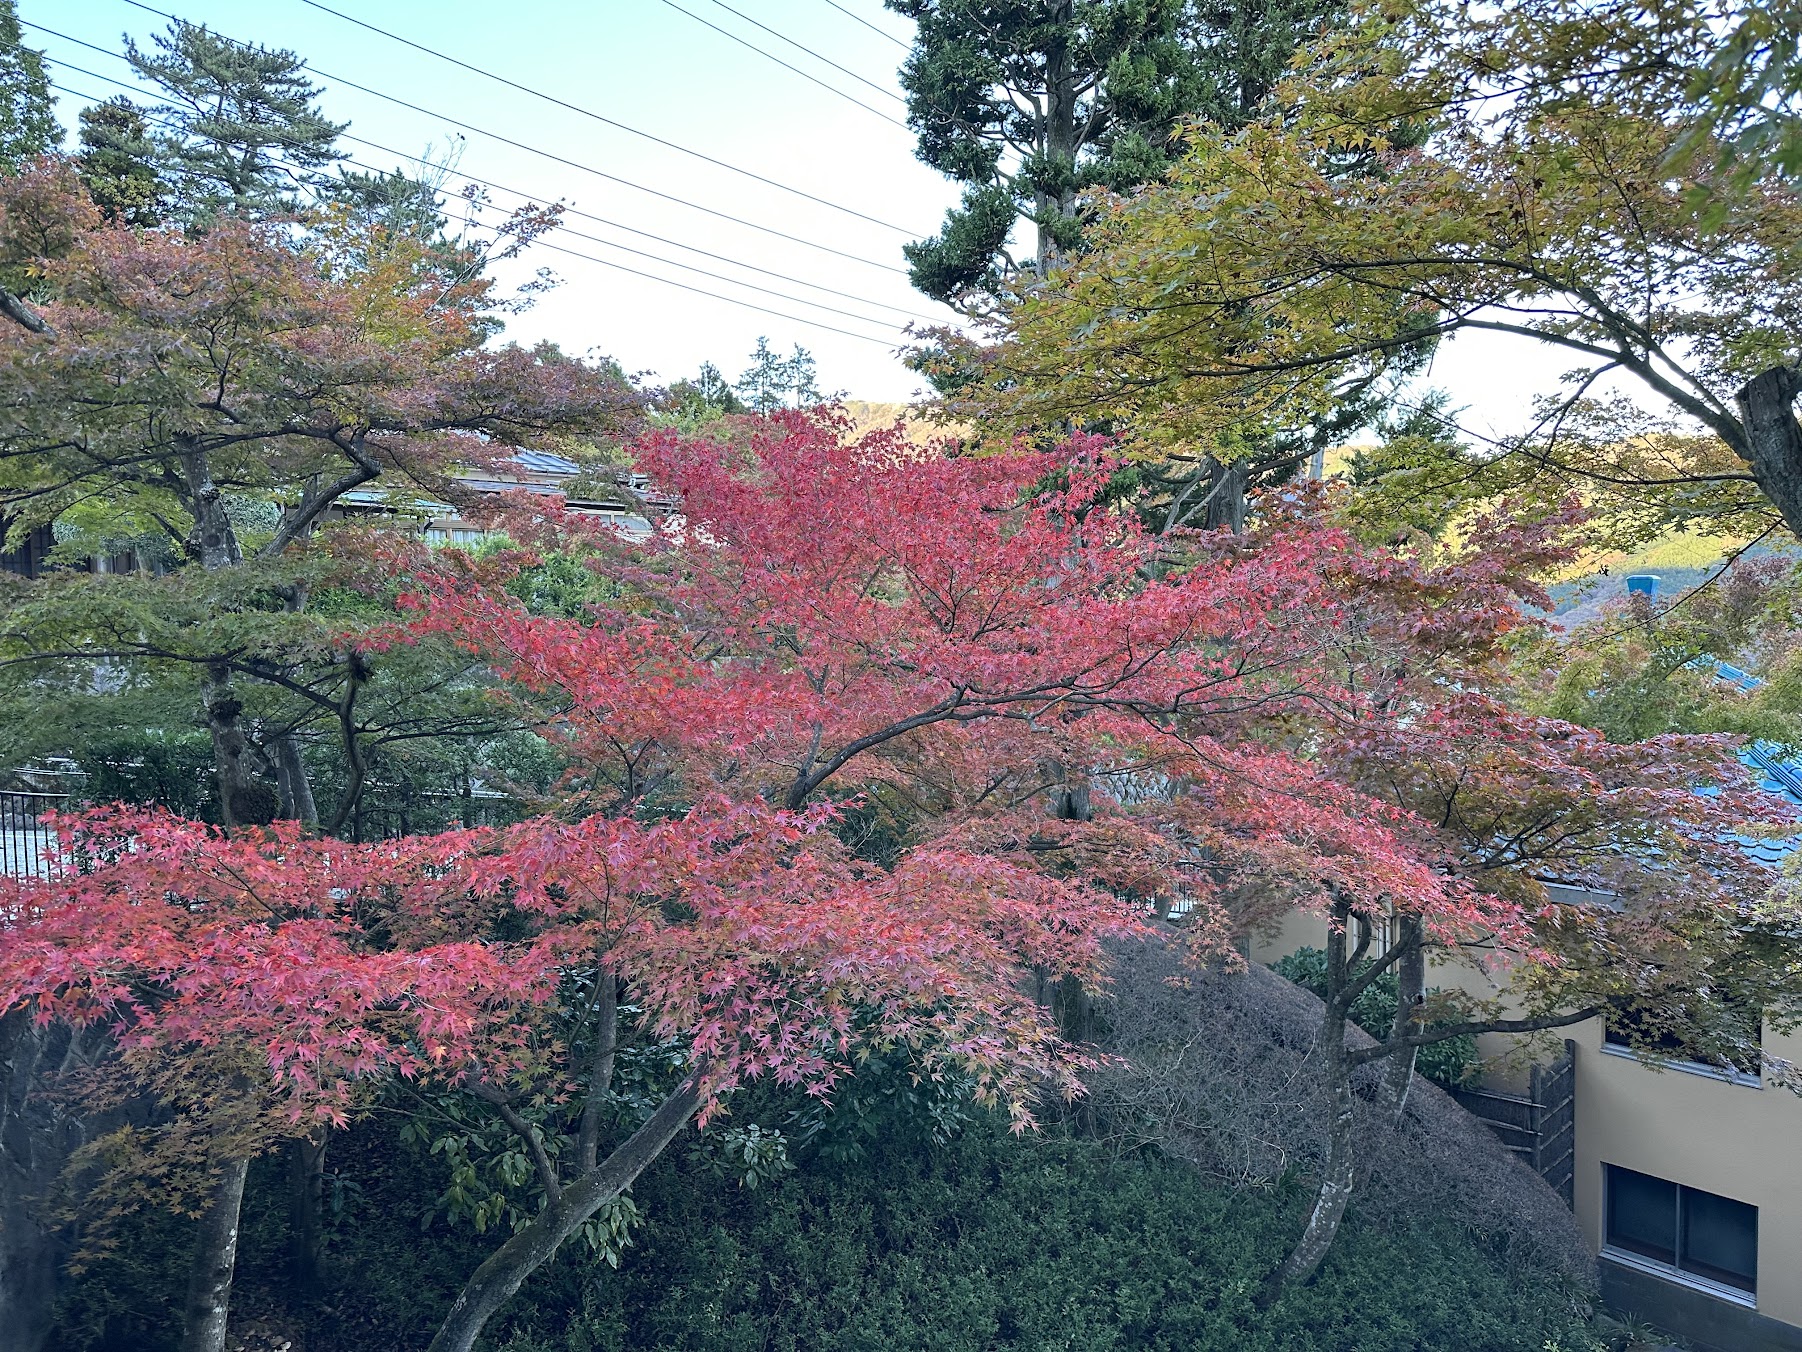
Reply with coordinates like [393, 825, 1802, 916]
[1605, 1165, 1757, 1297]
[1603, 998, 1762, 1079]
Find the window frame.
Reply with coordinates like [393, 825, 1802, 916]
[1602, 1164, 1758, 1307]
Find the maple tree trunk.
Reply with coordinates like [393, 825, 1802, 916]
[272, 732, 319, 831]
[1266, 906, 1360, 1301]
[183, 444, 274, 830]
[426, 1070, 706, 1352]
[1268, 992, 1356, 1299]
[0, 1013, 84, 1352]
[179, 1155, 250, 1352]
[202, 668, 277, 830]
[1735, 364, 1802, 540]
[1383, 916, 1425, 1112]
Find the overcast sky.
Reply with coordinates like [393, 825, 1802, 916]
[33, 0, 1602, 436]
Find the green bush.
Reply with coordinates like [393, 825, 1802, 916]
[476, 1124, 1599, 1352]
[52, 1100, 1598, 1352]
[1271, 946, 1480, 1088]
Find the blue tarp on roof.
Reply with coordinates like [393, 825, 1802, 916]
[1714, 663, 1802, 864]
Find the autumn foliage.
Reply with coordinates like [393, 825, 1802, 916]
[3, 410, 1793, 1349]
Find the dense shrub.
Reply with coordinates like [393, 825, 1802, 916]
[472, 1124, 1601, 1352]
[1271, 945, 1480, 1088]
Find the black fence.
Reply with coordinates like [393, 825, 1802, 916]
[0, 789, 69, 877]
[0, 786, 522, 873]
[1448, 1039, 1577, 1208]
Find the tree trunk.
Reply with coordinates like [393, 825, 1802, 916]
[272, 732, 319, 832]
[0, 1013, 88, 1352]
[1383, 915, 1425, 1112]
[1735, 364, 1802, 540]
[1266, 905, 1359, 1300]
[1036, 0, 1078, 275]
[288, 1132, 326, 1295]
[181, 443, 273, 830]
[1203, 460, 1248, 533]
[425, 1070, 706, 1352]
[1267, 997, 1355, 1298]
[202, 669, 276, 830]
[179, 1155, 250, 1352]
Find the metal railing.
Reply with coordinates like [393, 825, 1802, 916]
[0, 789, 69, 877]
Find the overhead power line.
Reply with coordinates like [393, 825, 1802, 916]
[819, 0, 914, 52]
[108, 0, 914, 274]
[43, 69, 909, 347]
[654, 0, 909, 127]
[32, 20, 943, 325]
[698, 0, 906, 105]
[285, 0, 919, 235]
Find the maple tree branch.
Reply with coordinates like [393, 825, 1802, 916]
[323, 655, 369, 839]
[576, 974, 619, 1176]
[1344, 1007, 1601, 1067]
[468, 1078, 563, 1205]
[261, 433, 381, 559]
[0, 287, 49, 335]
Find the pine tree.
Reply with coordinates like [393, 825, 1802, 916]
[125, 20, 345, 224]
[0, 0, 58, 173]
[887, 0, 1342, 305]
[737, 335, 789, 413]
[781, 343, 821, 408]
[76, 98, 166, 225]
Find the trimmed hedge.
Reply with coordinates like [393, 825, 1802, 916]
[471, 1126, 1600, 1352]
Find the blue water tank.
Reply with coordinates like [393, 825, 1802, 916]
[1625, 574, 1660, 597]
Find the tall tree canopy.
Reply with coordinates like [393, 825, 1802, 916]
[0, 0, 56, 173]
[955, 0, 1802, 544]
[887, 0, 1342, 303]
[125, 19, 346, 225]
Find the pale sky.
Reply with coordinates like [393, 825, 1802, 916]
[31, 0, 1607, 433]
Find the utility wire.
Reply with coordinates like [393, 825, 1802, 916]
[820, 0, 914, 52]
[109, 0, 914, 274]
[698, 0, 906, 104]
[44, 70, 907, 347]
[654, 0, 909, 128]
[33, 17, 943, 324]
[285, 0, 919, 235]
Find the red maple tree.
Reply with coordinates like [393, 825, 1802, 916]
[4, 413, 1793, 1348]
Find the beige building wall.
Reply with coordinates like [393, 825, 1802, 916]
[1572, 1016, 1802, 1329]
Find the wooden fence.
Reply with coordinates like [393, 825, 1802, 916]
[1448, 1039, 1577, 1208]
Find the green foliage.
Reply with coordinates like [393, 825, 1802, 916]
[1525, 555, 1802, 747]
[476, 1125, 1600, 1352]
[662, 361, 746, 428]
[0, 0, 57, 173]
[737, 337, 820, 413]
[124, 18, 346, 225]
[888, 0, 1345, 301]
[76, 98, 166, 227]
[1271, 947, 1479, 1088]
[783, 1043, 979, 1165]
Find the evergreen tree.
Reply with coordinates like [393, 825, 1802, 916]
[76, 97, 166, 225]
[887, 0, 1341, 305]
[737, 336, 788, 413]
[125, 20, 345, 224]
[782, 343, 821, 407]
[0, 0, 58, 173]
